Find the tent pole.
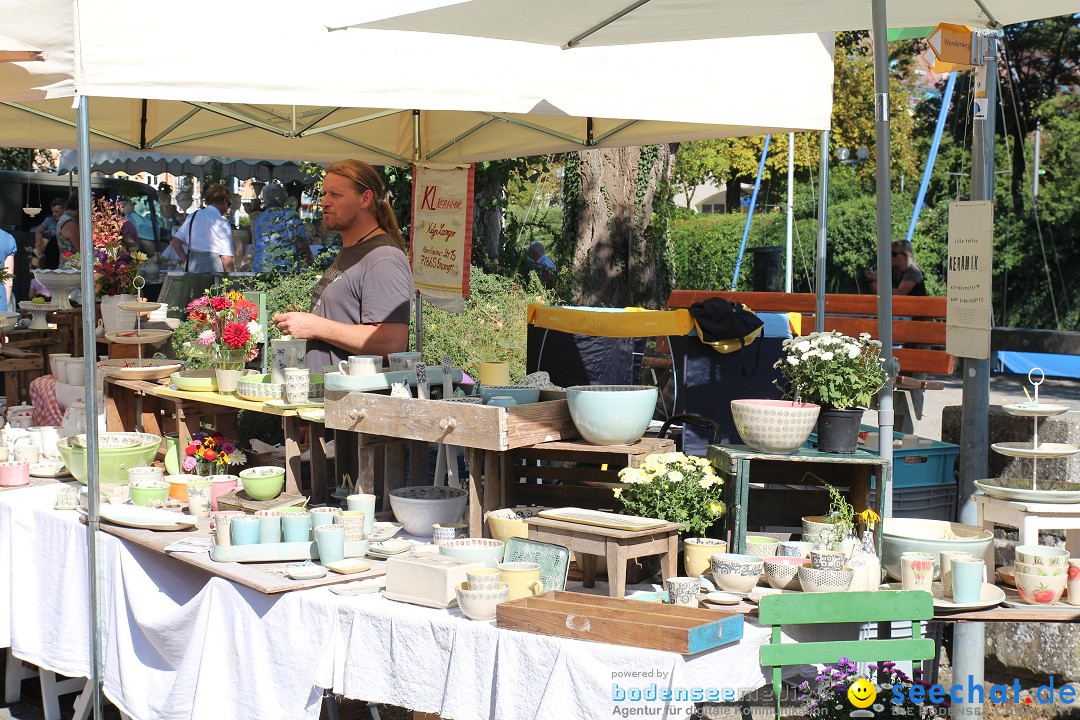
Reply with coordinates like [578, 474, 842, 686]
[785, 132, 794, 293]
[76, 95, 105, 720]
[814, 130, 828, 329]
[871, 0, 894, 519]
[731, 134, 771, 289]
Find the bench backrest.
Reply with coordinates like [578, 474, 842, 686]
[667, 290, 955, 376]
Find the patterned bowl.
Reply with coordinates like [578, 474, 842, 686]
[129, 481, 170, 507]
[730, 399, 820, 454]
[485, 507, 549, 544]
[455, 581, 510, 621]
[1015, 545, 1070, 568]
[764, 556, 812, 590]
[479, 386, 541, 405]
[439, 538, 506, 568]
[238, 466, 285, 500]
[1015, 571, 1067, 605]
[798, 565, 854, 593]
[236, 373, 286, 401]
[565, 385, 658, 445]
[57, 432, 162, 485]
[744, 535, 781, 559]
[388, 485, 468, 536]
[709, 553, 763, 594]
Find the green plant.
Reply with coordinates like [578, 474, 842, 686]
[798, 658, 942, 719]
[774, 330, 886, 409]
[614, 452, 725, 536]
[822, 479, 855, 538]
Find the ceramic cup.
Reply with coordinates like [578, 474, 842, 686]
[231, 516, 261, 546]
[498, 561, 544, 601]
[255, 510, 282, 544]
[13, 444, 39, 465]
[185, 479, 212, 519]
[940, 551, 974, 598]
[28, 426, 61, 460]
[315, 525, 346, 564]
[467, 568, 502, 591]
[284, 368, 310, 404]
[338, 355, 382, 377]
[664, 576, 702, 606]
[310, 506, 340, 529]
[281, 511, 312, 542]
[950, 558, 985, 604]
[63, 358, 85, 387]
[432, 525, 457, 546]
[208, 474, 239, 512]
[49, 353, 71, 379]
[212, 511, 243, 546]
[334, 511, 367, 542]
[682, 538, 727, 578]
[779, 541, 815, 558]
[127, 465, 164, 485]
[0, 461, 30, 487]
[477, 362, 511, 386]
[810, 549, 846, 571]
[487, 396, 517, 408]
[901, 554, 935, 592]
[388, 351, 422, 372]
[1068, 559, 1080, 606]
[346, 493, 377, 534]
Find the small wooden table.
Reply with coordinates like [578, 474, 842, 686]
[525, 515, 682, 598]
[973, 493, 1080, 567]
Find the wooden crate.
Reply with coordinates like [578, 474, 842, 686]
[324, 391, 578, 451]
[496, 590, 743, 654]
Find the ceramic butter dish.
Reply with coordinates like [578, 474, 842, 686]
[384, 554, 486, 608]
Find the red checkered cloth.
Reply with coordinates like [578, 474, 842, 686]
[29, 375, 64, 426]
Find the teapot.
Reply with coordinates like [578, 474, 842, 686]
[6, 405, 34, 430]
[60, 400, 87, 438]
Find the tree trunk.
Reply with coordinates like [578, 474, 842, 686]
[725, 175, 743, 214]
[561, 145, 673, 308]
[472, 174, 504, 268]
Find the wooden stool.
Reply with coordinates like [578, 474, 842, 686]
[974, 493, 1080, 567]
[525, 516, 682, 598]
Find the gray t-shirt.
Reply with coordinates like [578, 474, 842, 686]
[305, 234, 413, 370]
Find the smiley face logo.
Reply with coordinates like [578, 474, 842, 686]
[847, 678, 877, 709]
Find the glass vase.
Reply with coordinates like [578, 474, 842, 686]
[213, 348, 247, 394]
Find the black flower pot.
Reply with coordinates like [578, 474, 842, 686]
[816, 408, 864, 453]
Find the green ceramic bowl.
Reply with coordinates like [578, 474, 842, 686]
[57, 433, 162, 485]
[171, 369, 218, 392]
[129, 481, 170, 507]
[239, 466, 286, 500]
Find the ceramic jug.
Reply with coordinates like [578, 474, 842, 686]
[270, 338, 307, 385]
[6, 405, 34, 430]
[60, 400, 87, 438]
[846, 530, 881, 593]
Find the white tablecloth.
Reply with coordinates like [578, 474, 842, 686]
[0, 485, 840, 720]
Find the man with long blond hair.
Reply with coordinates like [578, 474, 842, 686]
[273, 160, 413, 369]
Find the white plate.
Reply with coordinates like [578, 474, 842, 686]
[19, 301, 62, 312]
[1001, 403, 1071, 418]
[29, 461, 71, 478]
[329, 578, 386, 596]
[285, 563, 328, 580]
[882, 582, 1005, 611]
[702, 591, 742, 605]
[117, 301, 164, 313]
[990, 442, 1080, 459]
[105, 329, 173, 345]
[98, 358, 184, 381]
[99, 504, 197, 531]
[1001, 588, 1074, 610]
[367, 522, 403, 542]
[975, 478, 1080, 504]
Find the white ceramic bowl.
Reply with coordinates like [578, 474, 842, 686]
[455, 581, 510, 621]
[439, 538, 506, 568]
[388, 486, 468, 536]
[730, 399, 820, 454]
[1014, 571, 1067, 605]
[763, 556, 811, 590]
[798, 565, 854, 593]
[744, 535, 781, 559]
[709, 553, 763, 593]
[881, 518, 994, 581]
[1015, 545, 1069, 568]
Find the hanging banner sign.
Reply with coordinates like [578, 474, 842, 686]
[410, 163, 474, 308]
[946, 201, 994, 359]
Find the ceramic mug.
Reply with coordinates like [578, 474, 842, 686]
[337, 355, 382, 377]
[940, 551, 974, 598]
[1068, 559, 1080, 606]
[683, 538, 727, 578]
[498, 561, 544, 601]
[208, 474, 239, 512]
[467, 568, 502, 591]
[49, 353, 71, 379]
[310, 506, 340, 529]
[0, 461, 29, 487]
[388, 351, 422, 372]
[28, 426, 61, 460]
[334, 511, 367, 542]
[254, 510, 282, 544]
[230, 516, 261, 546]
[664, 576, 702, 606]
[346, 493, 376, 534]
[315, 525, 346, 564]
[12, 443, 40, 465]
[281, 511, 312, 543]
[901, 554, 935, 592]
[432, 526, 457, 546]
[185, 479, 212, 519]
[950, 558, 985, 604]
[284, 368, 310, 404]
[212, 511, 243, 547]
[63, 358, 85, 387]
[810, 549, 846, 571]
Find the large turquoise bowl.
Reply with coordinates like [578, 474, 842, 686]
[57, 432, 162, 485]
[565, 385, 658, 445]
[881, 517, 994, 581]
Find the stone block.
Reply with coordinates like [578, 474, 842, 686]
[941, 405, 1080, 482]
[985, 622, 1080, 683]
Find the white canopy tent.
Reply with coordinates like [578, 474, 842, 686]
[56, 151, 311, 184]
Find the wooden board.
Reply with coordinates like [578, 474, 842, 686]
[323, 392, 578, 451]
[496, 590, 743, 654]
[97, 522, 386, 595]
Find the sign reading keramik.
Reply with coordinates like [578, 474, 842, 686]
[410, 164, 474, 309]
[946, 201, 993, 359]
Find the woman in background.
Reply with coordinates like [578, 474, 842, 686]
[864, 240, 925, 296]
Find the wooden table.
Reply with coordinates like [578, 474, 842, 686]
[707, 444, 889, 555]
[525, 515, 682, 598]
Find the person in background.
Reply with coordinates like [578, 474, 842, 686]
[54, 193, 80, 262]
[252, 181, 313, 272]
[528, 240, 556, 288]
[865, 240, 926, 296]
[272, 159, 413, 369]
[119, 201, 140, 250]
[34, 198, 65, 269]
[169, 184, 235, 272]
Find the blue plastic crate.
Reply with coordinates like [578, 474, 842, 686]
[806, 424, 958, 489]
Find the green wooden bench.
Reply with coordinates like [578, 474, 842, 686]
[758, 590, 936, 718]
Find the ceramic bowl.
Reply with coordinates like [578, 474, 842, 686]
[1014, 561, 1067, 577]
[881, 518, 994, 581]
[0, 460, 30, 487]
[479, 386, 541, 405]
[565, 385, 658, 445]
[129, 481, 170, 507]
[801, 515, 845, 549]
[1014, 571, 1067, 605]
[455, 581, 510, 621]
[238, 466, 286, 500]
[439, 538, 507, 568]
[1015, 545, 1070, 568]
[744, 535, 781, 559]
[763, 556, 812, 590]
[388, 485, 468, 536]
[235, 373, 286, 401]
[798, 565, 854, 593]
[485, 507, 548, 544]
[164, 474, 189, 502]
[57, 432, 162, 485]
[170, 369, 218, 392]
[709, 553, 763, 594]
[730, 399, 821, 454]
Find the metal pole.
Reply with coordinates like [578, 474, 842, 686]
[731, 134, 771, 290]
[871, 0, 894, 519]
[413, 292, 423, 354]
[785, 132, 794, 293]
[814, 130, 828, 329]
[76, 95, 104, 720]
[952, 29, 999, 720]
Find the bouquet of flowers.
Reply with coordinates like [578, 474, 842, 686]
[797, 658, 944, 718]
[183, 430, 246, 474]
[184, 289, 263, 362]
[91, 197, 146, 296]
[774, 331, 887, 410]
[615, 452, 725, 536]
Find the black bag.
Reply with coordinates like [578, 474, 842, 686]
[688, 298, 764, 353]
